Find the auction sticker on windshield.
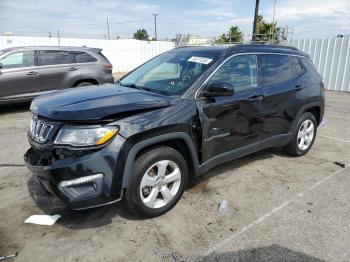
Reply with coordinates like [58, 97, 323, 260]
[188, 56, 213, 65]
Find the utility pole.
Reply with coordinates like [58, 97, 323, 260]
[152, 13, 158, 40]
[270, 0, 277, 44]
[106, 18, 110, 40]
[252, 0, 260, 42]
[57, 29, 60, 45]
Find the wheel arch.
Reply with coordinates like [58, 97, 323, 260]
[73, 78, 99, 87]
[294, 102, 323, 128]
[121, 132, 200, 189]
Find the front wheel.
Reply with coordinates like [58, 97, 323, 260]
[125, 146, 188, 218]
[285, 112, 317, 156]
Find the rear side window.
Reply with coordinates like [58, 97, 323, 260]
[73, 51, 97, 63]
[0, 51, 35, 69]
[290, 56, 305, 76]
[259, 54, 293, 85]
[39, 50, 75, 66]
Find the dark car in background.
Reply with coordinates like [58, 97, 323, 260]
[0, 46, 114, 104]
[24, 45, 325, 217]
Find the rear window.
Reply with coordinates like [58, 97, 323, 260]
[259, 54, 294, 85]
[73, 51, 97, 63]
[39, 50, 75, 66]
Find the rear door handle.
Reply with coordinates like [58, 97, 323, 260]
[26, 71, 38, 76]
[294, 84, 304, 91]
[248, 95, 264, 102]
[68, 67, 78, 71]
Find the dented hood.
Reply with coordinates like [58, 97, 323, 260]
[30, 84, 172, 121]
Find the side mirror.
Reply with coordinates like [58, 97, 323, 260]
[201, 82, 234, 97]
[0, 62, 2, 69]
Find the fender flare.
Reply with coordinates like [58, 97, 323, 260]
[292, 101, 323, 131]
[121, 132, 200, 188]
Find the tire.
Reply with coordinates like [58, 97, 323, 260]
[285, 112, 317, 156]
[125, 146, 188, 218]
[75, 81, 94, 87]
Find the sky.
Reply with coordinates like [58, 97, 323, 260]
[0, 0, 349, 40]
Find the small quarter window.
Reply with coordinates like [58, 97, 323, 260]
[73, 52, 97, 63]
[290, 56, 305, 76]
[207, 55, 258, 93]
[259, 54, 293, 85]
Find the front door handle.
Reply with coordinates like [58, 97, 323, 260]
[68, 67, 78, 71]
[248, 95, 263, 102]
[294, 84, 305, 91]
[26, 71, 38, 76]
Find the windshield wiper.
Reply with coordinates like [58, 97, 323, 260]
[120, 83, 151, 92]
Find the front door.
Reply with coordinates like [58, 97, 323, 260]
[0, 50, 40, 101]
[197, 54, 265, 163]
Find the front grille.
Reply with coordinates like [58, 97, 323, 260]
[29, 115, 54, 143]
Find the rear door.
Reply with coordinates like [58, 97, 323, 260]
[257, 54, 299, 138]
[38, 50, 77, 91]
[0, 50, 40, 100]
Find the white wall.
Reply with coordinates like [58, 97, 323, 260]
[287, 37, 350, 92]
[0, 36, 176, 73]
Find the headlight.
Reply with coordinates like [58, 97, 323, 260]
[54, 126, 118, 147]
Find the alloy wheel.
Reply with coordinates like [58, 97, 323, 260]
[139, 160, 182, 209]
[297, 119, 315, 151]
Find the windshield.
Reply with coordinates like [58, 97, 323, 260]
[119, 51, 216, 95]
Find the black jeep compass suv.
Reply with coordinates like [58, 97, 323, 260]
[25, 45, 325, 217]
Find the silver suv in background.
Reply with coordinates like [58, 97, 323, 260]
[0, 46, 114, 104]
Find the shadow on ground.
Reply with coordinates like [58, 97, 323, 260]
[0, 102, 31, 115]
[195, 244, 325, 262]
[27, 148, 287, 229]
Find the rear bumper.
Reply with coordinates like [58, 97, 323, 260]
[24, 135, 125, 210]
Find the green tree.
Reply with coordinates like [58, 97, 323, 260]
[133, 29, 149, 40]
[216, 25, 243, 43]
[255, 15, 279, 43]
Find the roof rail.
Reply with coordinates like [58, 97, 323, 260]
[230, 44, 299, 51]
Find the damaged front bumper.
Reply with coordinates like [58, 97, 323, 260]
[24, 135, 126, 210]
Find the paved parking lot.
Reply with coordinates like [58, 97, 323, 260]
[0, 91, 349, 262]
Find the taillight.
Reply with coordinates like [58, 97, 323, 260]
[102, 63, 113, 70]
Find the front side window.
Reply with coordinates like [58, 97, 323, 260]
[0, 51, 35, 69]
[73, 51, 97, 63]
[39, 50, 75, 66]
[120, 51, 217, 95]
[259, 54, 293, 85]
[207, 55, 258, 93]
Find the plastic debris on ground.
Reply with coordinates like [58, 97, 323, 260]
[24, 214, 61, 226]
[218, 200, 228, 213]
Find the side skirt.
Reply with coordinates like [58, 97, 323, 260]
[197, 133, 292, 176]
